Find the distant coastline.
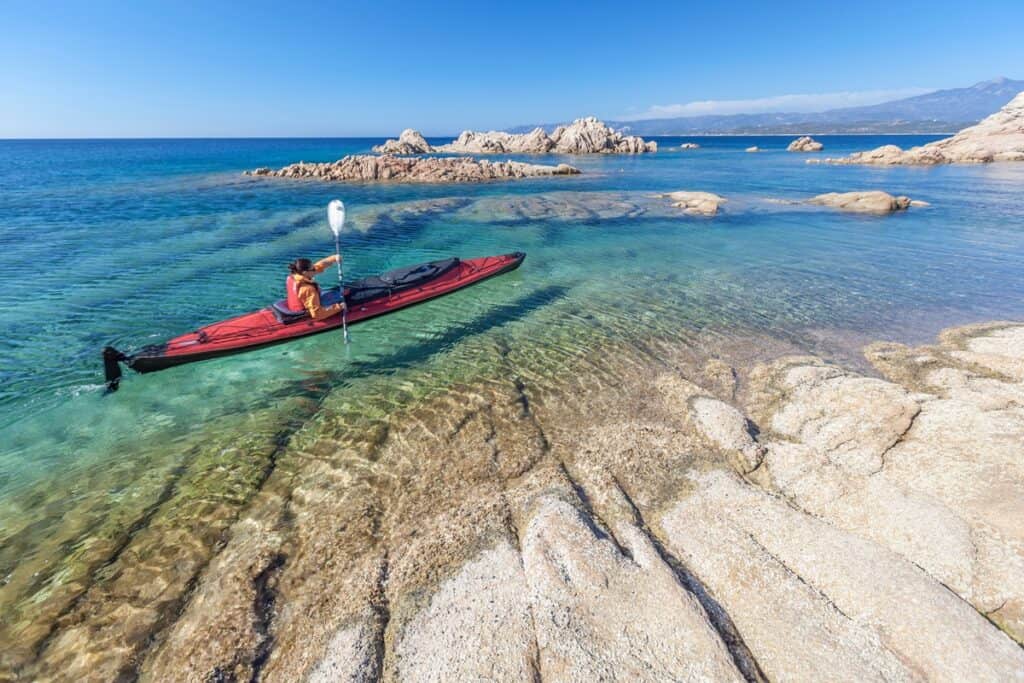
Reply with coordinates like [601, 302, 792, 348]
[0, 133, 953, 142]
[510, 77, 1023, 138]
[645, 132, 956, 138]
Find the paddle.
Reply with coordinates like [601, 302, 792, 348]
[327, 199, 349, 343]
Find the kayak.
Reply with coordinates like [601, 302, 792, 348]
[103, 251, 525, 390]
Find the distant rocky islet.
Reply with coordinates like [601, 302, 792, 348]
[787, 135, 824, 152]
[374, 116, 657, 155]
[243, 117, 660, 184]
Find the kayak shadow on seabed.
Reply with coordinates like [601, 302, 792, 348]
[254, 284, 571, 404]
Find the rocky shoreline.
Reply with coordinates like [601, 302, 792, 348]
[6, 319, 1023, 681]
[819, 90, 1024, 165]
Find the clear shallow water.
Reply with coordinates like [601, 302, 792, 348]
[1, 136, 1023, 618]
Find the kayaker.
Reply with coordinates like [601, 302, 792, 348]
[286, 256, 346, 320]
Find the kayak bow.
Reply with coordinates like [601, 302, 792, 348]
[103, 251, 524, 391]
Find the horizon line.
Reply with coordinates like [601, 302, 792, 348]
[0, 132, 955, 142]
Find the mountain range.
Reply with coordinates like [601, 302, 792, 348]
[510, 78, 1023, 135]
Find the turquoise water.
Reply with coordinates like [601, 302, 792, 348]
[1, 136, 1023, 626]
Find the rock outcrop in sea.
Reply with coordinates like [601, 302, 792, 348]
[371, 129, 433, 155]
[807, 190, 924, 214]
[787, 135, 824, 152]
[746, 146, 760, 152]
[246, 155, 580, 183]
[819, 90, 1024, 165]
[374, 117, 657, 155]
[680, 142, 701, 149]
[661, 191, 727, 216]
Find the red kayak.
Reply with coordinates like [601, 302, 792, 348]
[103, 251, 524, 390]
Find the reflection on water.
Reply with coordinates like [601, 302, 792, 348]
[1, 136, 1023, 669]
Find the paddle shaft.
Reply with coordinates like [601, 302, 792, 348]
[334, 232, 349, 343]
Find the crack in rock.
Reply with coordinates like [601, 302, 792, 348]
[249, 553, 287, 682]
[743, 532, 852, 621]
[371, 552, 391, 681]
[872, 403, 922, 475]
[611, 477, 767, 682]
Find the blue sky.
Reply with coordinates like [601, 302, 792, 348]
[2, 0, 1022, 137]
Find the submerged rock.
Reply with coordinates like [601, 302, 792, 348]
[246, 154, 580, 183]
[787, 136, 824, 152]
[661, 191, 727, 216]
[371, 128, 434, 155]
[806, 191, 916, 214]
[351, 197, 471, 232]
[435, 117, 657, 154]
[455, 191, 653, 223]
[820, 90, 1024, 165]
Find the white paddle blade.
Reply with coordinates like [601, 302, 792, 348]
[327, 199, 346, 235]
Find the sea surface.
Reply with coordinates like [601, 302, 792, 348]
[1, 135, 1023, 653]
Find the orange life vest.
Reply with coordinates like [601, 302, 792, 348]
[285, 274, 319, 312]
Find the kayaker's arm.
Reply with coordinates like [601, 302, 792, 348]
[312, 254, 340, 274]
[298, 284, 345, 321]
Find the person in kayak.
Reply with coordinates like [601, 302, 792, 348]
[286, 256, 346, 320]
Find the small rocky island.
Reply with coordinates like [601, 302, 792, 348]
[372, 129, 434, 155]
[373, 117, 657, 155]
[787, 135, 824, 152]
[246, 155, 580, 183]
[819, 90, 1024, 165]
